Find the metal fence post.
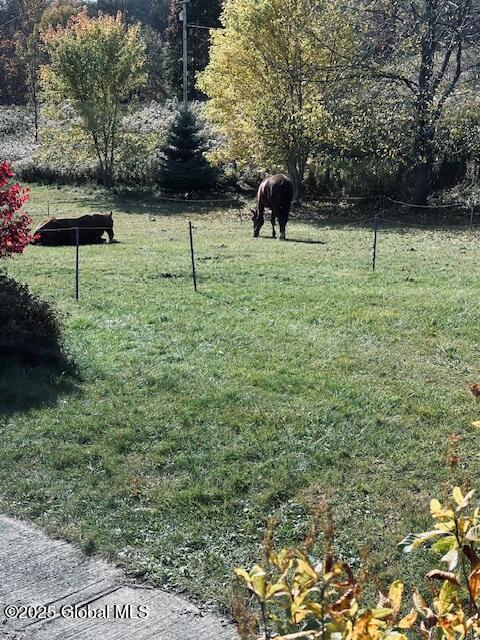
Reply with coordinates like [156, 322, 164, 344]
[189, 221, 197, 292]
[372, 215, 379, 272]
[75, 227, 80, 300]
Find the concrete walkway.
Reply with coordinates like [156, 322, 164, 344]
[0, 515, 236, 640]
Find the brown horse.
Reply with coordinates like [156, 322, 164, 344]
[33, 213, 114, 246]
[251, 174, 293, 240]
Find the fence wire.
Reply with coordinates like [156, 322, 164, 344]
[28, 193, 480, 299]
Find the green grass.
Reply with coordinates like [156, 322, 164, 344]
[1, 184, 480, 610]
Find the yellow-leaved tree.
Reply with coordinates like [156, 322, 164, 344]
[41, 11, 146, 187]
[197, 0, 356, 200]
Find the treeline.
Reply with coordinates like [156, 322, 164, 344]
[199, 0, 480, 204]
[1, 0, 480, 205]
[0, 0, 220, 106]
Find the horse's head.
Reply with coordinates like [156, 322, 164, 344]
[251, 207, 264, 237]
[103, 211, 114, 242]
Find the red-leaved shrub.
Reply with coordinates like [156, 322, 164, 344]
[0, 160, 33, 258]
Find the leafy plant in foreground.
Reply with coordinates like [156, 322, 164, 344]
[234, 486, 480, 640]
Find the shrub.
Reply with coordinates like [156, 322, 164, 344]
[0, 271, 65, 363]
[0, 161, 33, 258]
[0, 106, 34, 138]
[0, 163, 65, 364]
[8, 100, 221, 188]
[115, 100, 178, 186]
[234, 486, 480, 640]
[0, 106, 37, 164]
[16, 100, 181, 186]
[17, 123, 98, 185]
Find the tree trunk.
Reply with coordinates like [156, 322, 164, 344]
[411, 122, 435, 207]
[31, 67, 38, 143]
[102, 161, 113, 189]
[412, 159, 431, 207]
[292, 173, 303, 202]
[474, 158, 480, 182]
[411, 1, 435, 208]
[287, 158, 306, 203]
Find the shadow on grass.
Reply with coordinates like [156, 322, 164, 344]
[290, 202, 377, 231]
[29, 240, 124, 249]
[254, 235, 326, 245]
[285, 238, 326, 245]
[292, 201, 473, 233]
[0, 357, 80, 422]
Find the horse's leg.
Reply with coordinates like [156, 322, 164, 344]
[94, 231, 107, 244]
[279, 210, 287, 240]
[271, 211, 276, 238]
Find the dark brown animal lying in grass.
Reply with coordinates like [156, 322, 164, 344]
[33, 213, 114, 246]
[251, 174, 294, 240]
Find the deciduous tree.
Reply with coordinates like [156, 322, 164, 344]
[95, 0, 170, 33]
[41, 10, 147, 187]
[0, 39, 26, 104]
[16, 0, 47, 138]
[40, 0, 82, 31]
[198, 0, 356, 200]
[360, 0, 480, 205]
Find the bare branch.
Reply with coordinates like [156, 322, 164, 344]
[435, 39, 464, 118]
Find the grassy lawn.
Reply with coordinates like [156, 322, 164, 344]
[1, 184, 479, 610]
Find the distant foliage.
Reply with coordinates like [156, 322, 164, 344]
[11, 100, 213, 187]
[39, 0, 82, 31]
[138, 25, 171, 102]
[234, 486, 480, 640]
[0, 106, 37, 163]
[13, 100, 187, 185]
[158, 107, 215, 193]
[0, 39, 27, 105]
[116, 100, 178, 185]
[22, 102, 98, 184]
[95, 0, 170, 33]
[0, 161, 33, 259]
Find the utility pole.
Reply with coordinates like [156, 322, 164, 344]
[179, 0, 190, 107]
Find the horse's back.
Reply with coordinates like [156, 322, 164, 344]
[258, 174, 293, 209]
[34, 213, 112, 245]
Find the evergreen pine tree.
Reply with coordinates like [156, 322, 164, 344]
[158, 108, 215, 193]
